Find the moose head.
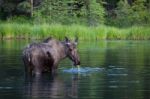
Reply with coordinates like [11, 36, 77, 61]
[64, 37, 80, 66]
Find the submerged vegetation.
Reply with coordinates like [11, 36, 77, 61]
[0, 23, 149, 40]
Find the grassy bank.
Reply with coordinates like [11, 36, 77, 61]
[0, 23, 150, 40]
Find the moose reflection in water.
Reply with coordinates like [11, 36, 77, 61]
[24, 74, 79, 98]
[22, 37, 80, 76]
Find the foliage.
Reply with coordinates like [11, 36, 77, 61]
[87, 0, 105, 25]
[6, 16, 32, 24]
[0, 0, 150, 26]
[109, 0, 150, 27]
[131, 0, 149, 24]
[114, 0, 132, 26]
[17, 1, 31, 13]
[33, 0, 105, 25]
[33, 0, 68, 24]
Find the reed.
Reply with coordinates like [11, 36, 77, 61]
[127, 26, 150, 40]
[0, 23, 149, 40]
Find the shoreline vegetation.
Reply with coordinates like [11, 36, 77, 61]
[0, 23, 150, 40]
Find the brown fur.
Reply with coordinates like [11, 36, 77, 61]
[23, 37, 80, 76]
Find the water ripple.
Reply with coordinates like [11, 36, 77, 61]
[0, 86, 13, 90]
[62, 67, 105, 74]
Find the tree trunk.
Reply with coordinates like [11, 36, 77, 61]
[30, 0, 33, 17]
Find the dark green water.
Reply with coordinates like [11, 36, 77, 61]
[0, 40, 150, 99]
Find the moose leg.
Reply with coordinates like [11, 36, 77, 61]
[23, 57, 33, 76]
[32, 58, 44, 76]
[46, 52, 56, 74]
[51, 63, 58, 74]
[34, 65, 43, 76]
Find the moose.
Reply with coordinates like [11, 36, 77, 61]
[22, 37, 80, 76]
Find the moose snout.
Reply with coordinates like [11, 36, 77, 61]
[74, 59, 80, 66]
[77, 61, 80, 65]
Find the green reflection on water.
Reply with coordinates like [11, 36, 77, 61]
[0, 40, 149, 99]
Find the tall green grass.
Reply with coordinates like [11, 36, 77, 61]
[0, 23, 150, 40]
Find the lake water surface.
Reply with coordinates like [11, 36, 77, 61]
[0, 40, 149, 99]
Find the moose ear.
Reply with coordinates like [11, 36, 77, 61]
[74, 37, 78, 45]
[75, 36, 78, 43]
[65, 36, 69, 42]
[65, 36, 71, 45]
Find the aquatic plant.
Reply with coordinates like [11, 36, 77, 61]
[0, 23, 149, 40]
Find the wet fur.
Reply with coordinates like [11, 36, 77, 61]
[23, 38, 66, 75]
[23, 37, 80, 76]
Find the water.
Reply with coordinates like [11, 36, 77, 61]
[0, 40, 150, 99]
[62, 67, 104, 74]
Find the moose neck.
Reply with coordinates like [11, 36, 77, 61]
[57, 42, 67, 60]
[60, 42, 69, 60]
